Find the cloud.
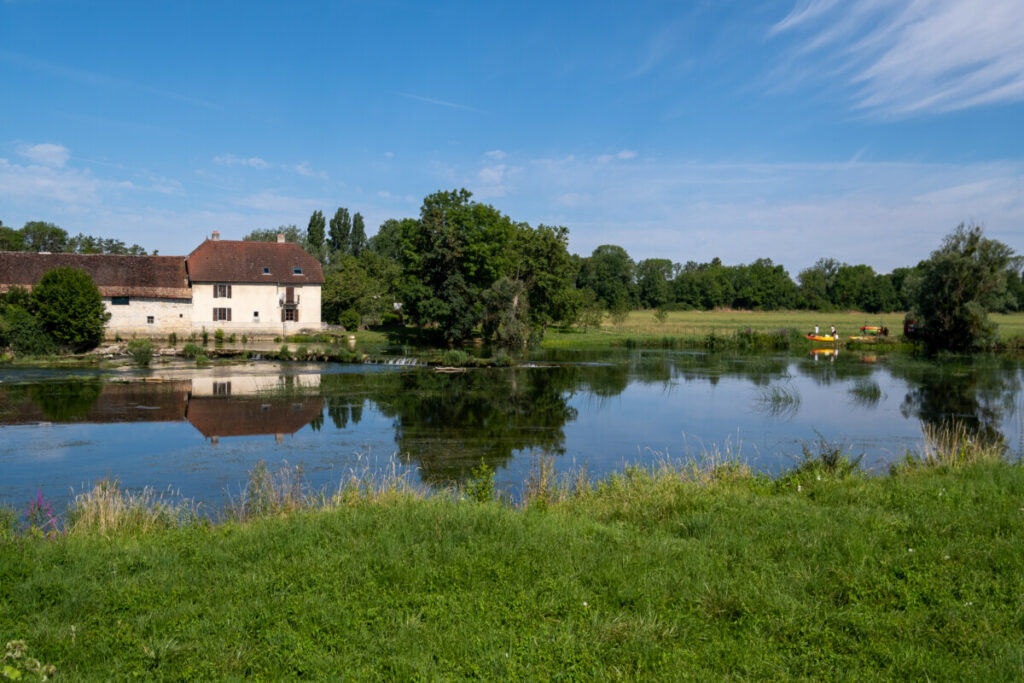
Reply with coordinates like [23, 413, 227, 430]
[596, 149, 638, 164]
[769, 0, 1024, 116]
[0, 157, 104, 204]
[212, 154, 269, 169]
[484, 150, 506, 160]
[292, 161, 328, 179]
[17, 143, 71, 167]
[394, 91, 485, 113]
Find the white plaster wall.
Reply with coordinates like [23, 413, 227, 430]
[191, 282, 323, 334]
[105, 298, 192, 337]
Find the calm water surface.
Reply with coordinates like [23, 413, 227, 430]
[1, 349, 1021, 511]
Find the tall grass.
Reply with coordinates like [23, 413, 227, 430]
[66, 479, 200, 534]
[898, 420, 1007, 470]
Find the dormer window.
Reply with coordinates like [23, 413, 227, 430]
[293, 267, 303, 275]
[262, 267, 270, 275]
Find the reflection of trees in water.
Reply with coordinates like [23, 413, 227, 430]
[370, 368, 580, 486]
[792, 353, 873, 386]
[30, 381, 103, 422]
[892, 356, 1023, 445]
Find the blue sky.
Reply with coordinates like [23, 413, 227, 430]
[2, 0, 1022, 275]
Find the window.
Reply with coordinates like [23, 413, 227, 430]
[214, 284, 232, 298]
[213, 308, 232, 321]
[253, 311, 259, 319]
[293, 267, 303, 275]
[213, 382, 231, 396]
[284, 309, 297, 322]
[263, 267, 270, 275]
[111, 296, 129, 306]
[146, 316, 154, 324]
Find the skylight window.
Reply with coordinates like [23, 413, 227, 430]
[263, 267, 270, 275]
[293, 267, 303, 275]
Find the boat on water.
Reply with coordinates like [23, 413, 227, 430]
[805, 334, 838, 342]
[848, 325, 889, 341]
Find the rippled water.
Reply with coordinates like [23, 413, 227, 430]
[1, 349, 1021, 510]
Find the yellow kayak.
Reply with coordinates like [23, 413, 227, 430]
[806, 335, 838, 342]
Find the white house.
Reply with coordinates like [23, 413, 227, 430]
[0, 231, 325, 337]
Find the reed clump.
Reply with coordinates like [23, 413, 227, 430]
[66, 479, 200, 535]
[897, 420, 1006, 470]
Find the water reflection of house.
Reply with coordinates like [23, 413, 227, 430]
[0, 378, 323, 442]
[186, 396, 324, 443]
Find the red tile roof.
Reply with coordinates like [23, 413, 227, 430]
[186, 239, 324, 284]
[0, 252, 191, 299]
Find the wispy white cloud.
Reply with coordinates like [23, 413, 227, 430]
[596, 149, 638, 164]
[17, 142, 71, 167]
[212, 153, 269, 169]
[394, 91, 484, 113]
[292, 161, 328, 180]
[770, 0, 1024, 116]
[484, 150, 506, 160]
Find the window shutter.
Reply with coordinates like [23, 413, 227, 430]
[295, 309, 299, 323]
[227, 309, 232, 322]
[212, 308, 216, 320]
[227, 285, 232, 299]
[213, 287, 218, 299]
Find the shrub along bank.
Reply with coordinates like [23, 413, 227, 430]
[1, 440, 1022, 680]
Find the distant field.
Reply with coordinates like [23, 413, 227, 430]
[543, 310, 1024, 348]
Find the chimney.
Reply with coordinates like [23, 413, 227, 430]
[276, 233, 285, 243]
[211, 230, 220, 241]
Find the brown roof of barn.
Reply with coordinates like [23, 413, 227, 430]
[186, 239, 324, 284]
[0, 252, 190, 299]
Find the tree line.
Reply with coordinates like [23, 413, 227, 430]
[5, 191, 1022, 353]
[0, 220, 149, 255]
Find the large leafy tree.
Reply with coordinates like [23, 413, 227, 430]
[20, 221, 68, 253]
[636, 258, 675, 309]
[0, 222, 25, 251]
[31, 267, 109, 351]
[509, 224, 579, 332]
[399, 189, 517, 342]
[905, 224, 1019, 351]
[578, 245, 635, 309]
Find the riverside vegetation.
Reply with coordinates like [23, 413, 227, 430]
[1, 425, 1022, 679]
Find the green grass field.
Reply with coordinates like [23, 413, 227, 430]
[542, 309, 1024, 349]
[2, 450, 1023, 679]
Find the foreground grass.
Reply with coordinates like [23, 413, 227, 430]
[2, 454, 1023, 679]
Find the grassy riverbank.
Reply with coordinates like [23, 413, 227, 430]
[543, 310, 1024, 350]
[2, 440, 1022, 679]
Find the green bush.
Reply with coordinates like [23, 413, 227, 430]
[201, 328, 209, 345]
[0, 307, 56, 356]
[440, 349, 472, 366]
[340, 308, 361, 331]
[127, 338, 154, 368]
[465, 459, 496, 502]
[32, 267, 109, 351]
[228, 333, 236, 343]
[182, 343, 203, 359]
[279, 344, 291, 360]
[214, 328, 225, 344]
[168, 332, 178, 346]
[295, 345, 309, 359]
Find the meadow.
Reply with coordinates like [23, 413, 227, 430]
[543, 309, 1024, 349]
[1, 431, 1022, 680]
